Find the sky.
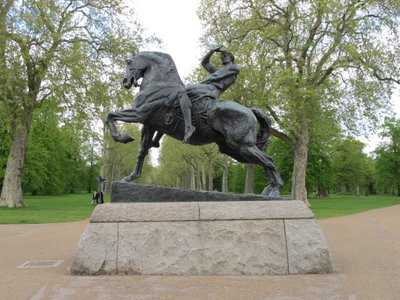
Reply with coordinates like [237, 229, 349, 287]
[127, 0, 399, 156]
[132, 0, 203, 79]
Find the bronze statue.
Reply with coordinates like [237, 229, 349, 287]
[106, 48, 283, 197]
[153, 46, 240, 145]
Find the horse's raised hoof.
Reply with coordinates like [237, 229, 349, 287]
[118, 134, 135, 144]
[121, 176, 132, 182]
[121, 173, 140, 182]
[182, 126, 196, 143]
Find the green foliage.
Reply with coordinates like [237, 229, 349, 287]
[228, 162, 245, 193]
[332, 137, 374, 195]
[22, 107, 99, 194]
[0, 124, 11, 185]
[374, 117, 400, 195]
[155, 137, 226, 191]
[267, 137, 294, 193]
[228, 162, 267, 194]
[199, 0, 400, 132]
[0, 0, 147, 206]
[0, 0, 165, 205]
[306, 134, 336, 196]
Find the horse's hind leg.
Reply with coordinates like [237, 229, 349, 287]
[218, 140, 283, 196]
[121, 126, 155, 181]
[237, 144, 283, 197]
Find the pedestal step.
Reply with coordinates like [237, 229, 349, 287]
[71, 201, 333, 275]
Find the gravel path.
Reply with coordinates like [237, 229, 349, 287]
[1, 204, 399, 300]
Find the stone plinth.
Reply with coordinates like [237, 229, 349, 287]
[110, 181, 287, 202]
[71, 200, 332, 275]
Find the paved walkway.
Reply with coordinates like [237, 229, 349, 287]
[1, 204, 400, 300]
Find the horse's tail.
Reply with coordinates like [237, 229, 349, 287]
[251, 108, 271, 151]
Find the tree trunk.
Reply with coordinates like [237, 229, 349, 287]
[87, 142, 94, 193]
[0, 113, 32, 207]
[291, 122, 309, 204]
[222, 155, 228, 193]
[244, 163, 254, 194]
[106, 159, 113, 194]
[196, 167, 202, 190]
[208, 159, 214, 191]
[99, 123, 107, 193]
[190, 167, 195, 190]
[201, 165, 207, 191]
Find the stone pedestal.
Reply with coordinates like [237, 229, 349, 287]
[71, 200, 332, 275]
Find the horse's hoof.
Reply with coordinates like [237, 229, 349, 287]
[119, 134, 135, 144]
[262, 185, 272, 195]
[183, 126, 196, 143]
[268, 188, 281, 198]
[121, 176, 132, 182]
[121, 173, 140, 182]
[112, 134, 134, 144]
[262, 185, 281, 198]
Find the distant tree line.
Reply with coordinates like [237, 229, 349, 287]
[1, 92, 399, 198]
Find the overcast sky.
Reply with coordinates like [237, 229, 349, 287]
[133, 0, 203, 79]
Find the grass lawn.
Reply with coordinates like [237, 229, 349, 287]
[0, 193, 399, 224]
[0, 193, 109, 224]
[309, 194, 400, 219]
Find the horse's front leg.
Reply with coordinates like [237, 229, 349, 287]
[105, 110, 138, 144]
[121, 126, 155, 181]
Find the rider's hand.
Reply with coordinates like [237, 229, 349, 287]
[212, 45, 224, 53]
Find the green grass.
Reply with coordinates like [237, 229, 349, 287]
[0, 193, 109, 224]
[309, 194, 400, 219]
[0, 193, 399, 224]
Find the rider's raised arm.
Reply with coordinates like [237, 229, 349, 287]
[201, 47, 221, 74]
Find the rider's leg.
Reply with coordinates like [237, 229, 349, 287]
[179, 93, 196, 143]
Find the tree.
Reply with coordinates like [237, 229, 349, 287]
[374, 117, 400, 195]
[0, 1, 142, 206]
[306, 141, 333, 196]
[266, 137, 294, 194]
[305, 124, 342, 196]
[332, 137, 373, 195]
[19, 100, 102, 195]
[155, 136, 228, 191]
[198, 0, 400, 201]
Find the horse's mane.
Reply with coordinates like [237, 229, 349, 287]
[139, 51, 177, 70]
[136, 51, 183, 85]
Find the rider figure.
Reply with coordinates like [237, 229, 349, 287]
[198, 45, 240, 97]
[154, 46, 240, 146]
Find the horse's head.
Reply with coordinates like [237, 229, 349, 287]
[123, 54, 148, 89]
[123, 52, 183, 89]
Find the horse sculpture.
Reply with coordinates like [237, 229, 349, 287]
[105, 51, 283, 197]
